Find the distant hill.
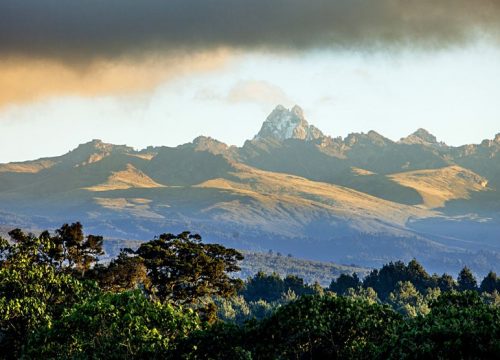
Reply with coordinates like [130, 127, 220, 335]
[0, 105, 499, 275]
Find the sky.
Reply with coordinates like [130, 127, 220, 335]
[1, 0, 500, 163]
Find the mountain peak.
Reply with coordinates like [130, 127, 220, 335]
[413, 128, 437, 142]
[75, 139, 113, 151]
[73, 139, 131, 154]
[400, 128, 442, 146]
[191, 136, 229, 155]
[345, 131, 392, 147]
[254, 105, 324, 141]
[65, 140, 133, 167]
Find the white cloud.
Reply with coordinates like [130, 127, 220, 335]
[226, 80, 293, 107]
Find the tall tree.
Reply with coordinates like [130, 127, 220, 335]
[363, 260, 431, 300]
[436, 273, 456, 292]
[329, 273, 361, 295]
[406, 259, 433, 292]
[241, 272, 287, 302]
[7, 224, 105, 277]
[457, 266, 478, 292]
[387, 281, 428, 317]
[480, 271, 499, 293]
[132, 232, 244, 303]
[89, 251, 149, 292]
[53, 222, 104, 277]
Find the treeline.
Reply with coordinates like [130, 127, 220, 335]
[217, 260, 499, 322]
[0, 223, 499, 359]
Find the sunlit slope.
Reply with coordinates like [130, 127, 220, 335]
[196, 164, 434, 230]
[351, 167, 376, 176]
[389, 165, 489, 209]
[85, 164, 166, 191]
[0, 159, 57, 173]
[81, 163, 436, 241]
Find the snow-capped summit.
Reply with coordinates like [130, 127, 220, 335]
[254, 105, 324, 141]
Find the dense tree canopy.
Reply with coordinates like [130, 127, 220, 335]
[0, 233, 97, 358]
[25, 291, 200, 359]
[0, 225, 244, 357]
[386, 291, 500, 359]
[0, 224, 498, 359]
[249, 295, 402, 360]
[181, 295, 402, 359]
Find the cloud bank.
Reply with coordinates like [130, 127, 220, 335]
[1, 0, 499, 63]
[1, 0, 499, 107]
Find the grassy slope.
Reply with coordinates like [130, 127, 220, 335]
[389, 165, 489, 209]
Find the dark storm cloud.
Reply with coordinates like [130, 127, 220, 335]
[1, 0, 499, 61]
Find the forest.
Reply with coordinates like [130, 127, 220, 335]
[0, 223, 499, 359]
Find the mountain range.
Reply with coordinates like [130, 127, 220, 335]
[1, 105, 499, 274]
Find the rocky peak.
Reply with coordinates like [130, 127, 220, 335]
[479, 133, 500, 149]
[254, 105, 324, 141]
[191, 136, 229, 155]
[399, 128, 445, 147]
[65, 140, 133, 167]
[344, 131, 391, 147]
[73, 139, 123, 152]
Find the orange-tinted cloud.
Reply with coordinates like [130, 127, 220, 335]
[0, 50, 233, 108]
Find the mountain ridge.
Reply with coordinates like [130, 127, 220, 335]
[0, 105, 499, 275]
[4, 105, 499, 169]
